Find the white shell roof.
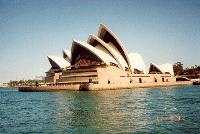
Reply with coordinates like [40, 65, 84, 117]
[150, 63, 174, 75]
[46, 24, 174, 76]
[106, 42, 129, 71]
[159, 63, 174, 75]
[47, 56, 70, 69]
[97, 24, 131, 71]
[87, 34, 123, 69]
[62, 49, 71, 62]
[129, 53, 146, 74]
[71, 40, 118, 66]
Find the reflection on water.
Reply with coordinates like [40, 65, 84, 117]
[0, 86, 200, 133]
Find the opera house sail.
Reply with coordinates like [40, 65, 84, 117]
[18, 24, 193, 92]
[44, 24, 178, 86]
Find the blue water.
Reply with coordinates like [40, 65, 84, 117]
[0, 86, 199, 133]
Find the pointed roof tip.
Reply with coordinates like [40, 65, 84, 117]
[47, 55, 55, 58]
[100, 23, 104, 27]
[88, 34, 93, 40]
[72, 39, 77, 43]
[88, 34, 97, 40]
[99, 24, 108, 30]
[62, 49, 70, 52]
[87, 34, 94, 43]
[72, 39, 78, 42]
[89, 34, 94, 36]
[100, 23, 107, 27]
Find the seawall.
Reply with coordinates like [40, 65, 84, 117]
[18, 84, 80, 92]
[18, 81, 193, 92]
[81, 81, 193, 91]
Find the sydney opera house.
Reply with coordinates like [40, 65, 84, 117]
[45, 24, 177, 86]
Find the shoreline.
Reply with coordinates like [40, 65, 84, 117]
[18, 81, 193, 92]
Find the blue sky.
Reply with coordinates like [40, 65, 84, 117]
[1, 0, 200, 83]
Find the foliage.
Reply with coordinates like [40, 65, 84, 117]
[8, 79, 45, 87]
[173, 62, 200, 78]
[173, 62, 183, 75]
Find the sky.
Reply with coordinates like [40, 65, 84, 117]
[1, 0, 200, 83]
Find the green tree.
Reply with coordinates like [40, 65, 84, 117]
[197, 66, 200, 71]
[173, 62, 183, 75]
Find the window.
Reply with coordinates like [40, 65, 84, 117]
[139, 78, 142, 83]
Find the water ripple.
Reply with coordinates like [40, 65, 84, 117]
[0, 86, 200, 133]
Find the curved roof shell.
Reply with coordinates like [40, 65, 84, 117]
[149, 63, 174, 75]
[159, 63, 174, 75]
[97, 24, 131, 71]
[71, 40, 118, 66]
[62, 49, 71, 63]
[47, 56, 71, 69]
[129, 53, 146, 74]
[87, 34, 122, 69]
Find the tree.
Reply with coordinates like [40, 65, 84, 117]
[173, 62, 183, 75]
[197, 66, 200, 71]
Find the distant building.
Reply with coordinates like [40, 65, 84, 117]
[45, 24, 175, 85]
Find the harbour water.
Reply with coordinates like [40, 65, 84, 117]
[0, 86, 199, 133]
